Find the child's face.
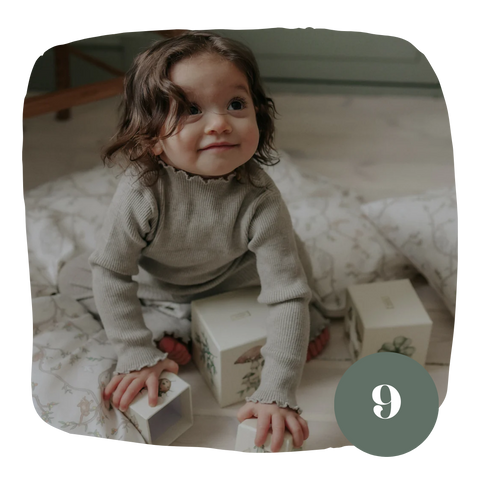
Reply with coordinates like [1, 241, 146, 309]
[153, 53, 260, 178]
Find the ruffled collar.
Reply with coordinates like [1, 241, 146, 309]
[157, 158, 239, 185]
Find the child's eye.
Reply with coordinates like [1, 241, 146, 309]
[190, 97, 247, 115]
[190, 105, 198, 115]
[228, 99, 246, 111]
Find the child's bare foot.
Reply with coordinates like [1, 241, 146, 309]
[306, 327, 330, 362]
[158, 335, 192, 365]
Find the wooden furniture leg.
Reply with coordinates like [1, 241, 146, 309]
[54, 45, 71, 120]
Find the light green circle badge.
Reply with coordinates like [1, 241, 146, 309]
[334, 353, 439, 457]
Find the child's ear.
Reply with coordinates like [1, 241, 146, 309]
[152, 140, 163, 156]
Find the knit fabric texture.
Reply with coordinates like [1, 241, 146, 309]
[89, 160, 312, 411]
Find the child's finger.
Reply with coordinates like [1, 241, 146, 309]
[237, 402, 256, 423]
[112, 375, 136, 410]
[297, 416, 310, 440]
[161, 358, 180, 376]
[118, 377, 145, 412]
[145, 374, 160, 407]
[287, 417, 305, 448]
[269, 415, 284, 452]
[254, 413, 272, 448]
[104, 374, 124, 401]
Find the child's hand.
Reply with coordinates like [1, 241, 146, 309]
[237, 401, 309, 452]
[103, 358, 179, 412]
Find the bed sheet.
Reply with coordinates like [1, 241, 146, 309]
[26, 165, 148, 441]
[25, 154, 419, 444]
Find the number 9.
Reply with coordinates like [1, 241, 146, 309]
[372, 384, 401, 419]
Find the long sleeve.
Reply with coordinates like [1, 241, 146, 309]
[245, 187, 311, 412]
[89, 177, 167, 375]
[87, 160, 313, 409]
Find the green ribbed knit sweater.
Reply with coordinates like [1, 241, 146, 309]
[89, 160, 311, 411]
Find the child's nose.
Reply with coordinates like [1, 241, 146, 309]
[205, 112, 232, 132]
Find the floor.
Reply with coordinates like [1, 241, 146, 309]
[23, 91, 455, 451]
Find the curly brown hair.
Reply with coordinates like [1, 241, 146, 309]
[102, 31, 279, 185]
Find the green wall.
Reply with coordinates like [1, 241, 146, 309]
[27, 28, 442, 97]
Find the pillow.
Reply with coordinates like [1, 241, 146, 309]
[361, 188, 457, 315]
[266, 152, 416, 318]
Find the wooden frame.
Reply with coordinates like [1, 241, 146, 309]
[23, 30, 188, 120]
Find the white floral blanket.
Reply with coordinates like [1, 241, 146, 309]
[27, 152, 415, 442]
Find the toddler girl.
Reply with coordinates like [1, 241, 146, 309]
[58, 31, 329, 452]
